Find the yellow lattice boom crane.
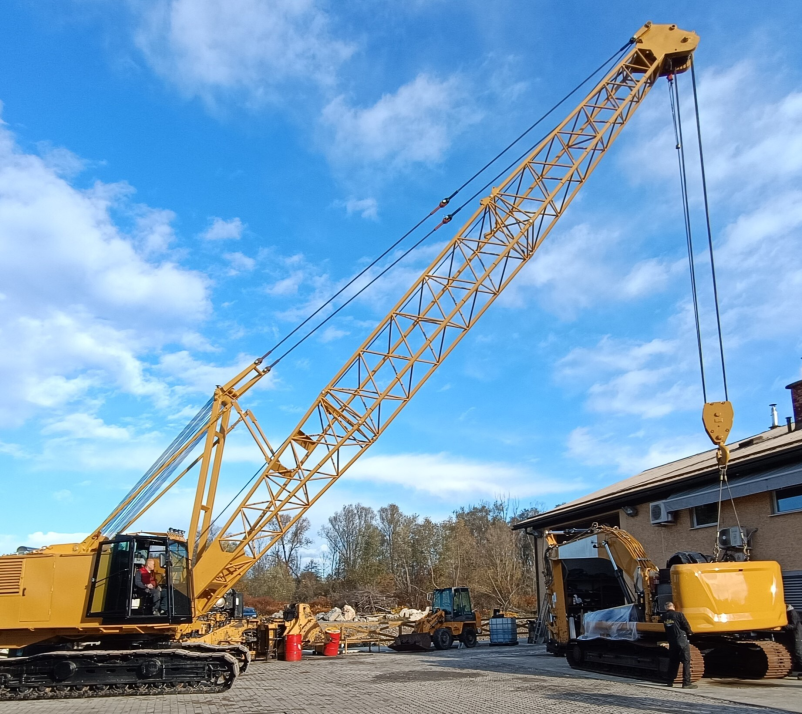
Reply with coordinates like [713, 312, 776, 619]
[0, 22, 702, 700]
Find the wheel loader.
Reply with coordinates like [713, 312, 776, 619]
[390, 587, 481, 652]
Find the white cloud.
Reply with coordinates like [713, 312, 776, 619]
[201, 216, 244, 240]
[500, 224, 677, 319]
[264, 270, 306, 297]
[318, 325, 349, 343]
[347, 452, 583, 501]
[134, 0, 353, 106]
[53, 489, 73, 502]
[224, 251, 256, 273]
[42, 413, 131, 441]
[36, 142, 88, 178]
[557, 337, 698, 420]
[567, 426, 707, 476]
[715, 190, 802, 343]
[0, 441, 28, 459]
[321, 73, 480, 169]
[617, 61, 802, 346]
[158, 350, 276, 394]
[0, 116, 211, 426]
[624, 63, 802, 205]
[339, 197, 378, 221]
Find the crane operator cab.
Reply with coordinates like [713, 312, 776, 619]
[87, 533, 193, 624]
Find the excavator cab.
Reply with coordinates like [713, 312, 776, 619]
[87, 534, 193, 624]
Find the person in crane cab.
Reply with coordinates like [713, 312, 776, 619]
[662, 602, 696, 688]
[135, 557, 168, 615]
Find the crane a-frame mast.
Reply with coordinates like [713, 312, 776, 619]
[86, 22, 699, 614]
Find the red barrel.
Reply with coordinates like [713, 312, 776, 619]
[283, 633, 302, 661]
[323, 630, 341, 657]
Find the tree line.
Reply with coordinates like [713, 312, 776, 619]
[243, 500, 540, 612]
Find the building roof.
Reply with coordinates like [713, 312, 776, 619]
[513, 423, 802, 531]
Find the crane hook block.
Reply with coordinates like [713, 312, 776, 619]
[702, 401, 734, 447]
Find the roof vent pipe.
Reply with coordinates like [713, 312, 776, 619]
[788, 417, 794, 433]
[770, 404, 779, 428]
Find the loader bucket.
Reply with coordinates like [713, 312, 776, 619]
[389, 633, 432, 652]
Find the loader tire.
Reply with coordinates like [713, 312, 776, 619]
[460, 628, 477, 648]
[432, 628, 454, 650]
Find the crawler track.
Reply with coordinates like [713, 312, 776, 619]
[179, 642, 251, 673]
[566, 640, 704, 684]
[702, 640, 792, 680]
[0, 648, 239, 700]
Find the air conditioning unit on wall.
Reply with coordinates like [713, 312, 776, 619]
[650, 502, 675, 525]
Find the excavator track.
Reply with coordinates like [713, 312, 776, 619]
[566, 640, 704, 684]
[0, 649, 239, 700]
[179, 642, 252, 673]
[702, 640, 792, 680]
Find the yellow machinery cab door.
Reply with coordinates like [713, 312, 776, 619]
[20, 557, 55, 623]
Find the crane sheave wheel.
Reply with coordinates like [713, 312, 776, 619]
[432, 628, 454, 650]
[461, 628, 478, 648]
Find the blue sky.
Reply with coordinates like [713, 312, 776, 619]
[1, 1, 801, 562]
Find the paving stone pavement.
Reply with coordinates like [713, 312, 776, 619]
[2, 644, 800, 714]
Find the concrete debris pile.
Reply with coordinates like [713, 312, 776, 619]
[317, 605, 358, 622]
[398, 607, 429, 622]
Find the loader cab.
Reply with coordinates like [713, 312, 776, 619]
[431, 587, 475, 622]
[87, 534, 193, 624]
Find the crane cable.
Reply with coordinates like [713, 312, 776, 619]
[257, 41, 634, 369]
[668, 61, 740, 559]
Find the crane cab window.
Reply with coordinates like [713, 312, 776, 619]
[87, 535, 192, 624]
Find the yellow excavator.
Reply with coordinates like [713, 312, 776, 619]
[543, 525, 793, 683]
[390, 587, 481, 651]
[0, 21, 704, 700]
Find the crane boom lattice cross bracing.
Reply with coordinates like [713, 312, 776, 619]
[190, 25, 699, 610]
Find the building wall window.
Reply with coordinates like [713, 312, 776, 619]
[691, 503, 718, 528]
[774, 485, 802, 514]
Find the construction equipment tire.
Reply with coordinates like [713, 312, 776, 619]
[460, 628, 477, 648]
[432, 628, 454, 650]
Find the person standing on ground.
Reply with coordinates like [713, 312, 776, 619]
[785, 604, 802, 678]
[661, 601, 696, 688]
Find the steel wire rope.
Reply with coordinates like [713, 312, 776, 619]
[690, 58, 729, 401]
[668, 68, 707, 403]
[259, 41, 633, 368]
[671, 64, 740, 556]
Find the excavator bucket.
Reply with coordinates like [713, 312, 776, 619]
[389, 632, 432, 652]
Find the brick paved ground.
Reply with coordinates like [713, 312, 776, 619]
[3, 643, 801, 714]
